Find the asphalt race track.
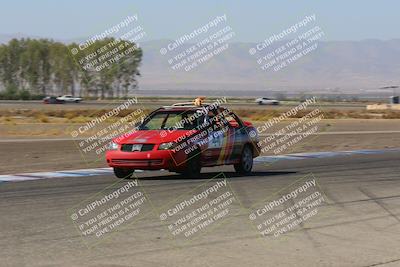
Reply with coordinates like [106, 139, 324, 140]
[1, 151, 399, 267]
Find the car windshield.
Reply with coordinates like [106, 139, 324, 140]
[139, 110, 205, 130]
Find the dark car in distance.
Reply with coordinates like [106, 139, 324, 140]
[43, 96, 65, 104]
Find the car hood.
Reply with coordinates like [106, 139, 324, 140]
[114, 129, 196, 144]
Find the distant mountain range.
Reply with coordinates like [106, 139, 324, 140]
[1, 34, 399, 94]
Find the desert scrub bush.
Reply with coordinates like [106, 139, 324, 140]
[37, 115, 50, 123]
[32, 111, 49, 123]
[65, 111, 78, 120]
[3, 116, 13, 123]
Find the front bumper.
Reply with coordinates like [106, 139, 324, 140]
[106, 150, 186, 171]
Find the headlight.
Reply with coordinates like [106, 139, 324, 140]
[107, 141, 119, 150]
[158, 142, 174, 150]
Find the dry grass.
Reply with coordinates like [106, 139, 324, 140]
[1, 116, 17, 125]
[33, 113, 50, 123]
[4, 116, 13, 122]
[69, 116, 91, 123]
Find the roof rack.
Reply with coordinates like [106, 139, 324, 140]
[168, 102, 217, 107]
[171, 102, 197, 106]
[162, 97, 222, 109]
[161, 104, 205, 109]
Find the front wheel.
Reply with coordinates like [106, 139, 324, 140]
[113, 168, 134, 179]
[234, 145, 253, 174]
[181, 151, 202, 178]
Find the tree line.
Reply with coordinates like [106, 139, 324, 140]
[0, 38, 142, 99]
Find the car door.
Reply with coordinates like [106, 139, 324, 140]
[202, 108, 240, 165]
[201, 108, 227, 165]
[221, 111, 247, 161]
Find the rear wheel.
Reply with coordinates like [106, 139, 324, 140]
[234, 145, 253, 174]
[113, 168, 134, 179]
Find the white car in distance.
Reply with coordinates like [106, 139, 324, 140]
[255, 97, 280, 105]
[56, 95, 82, 103]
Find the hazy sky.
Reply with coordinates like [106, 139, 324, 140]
[1, 0, 399, 41]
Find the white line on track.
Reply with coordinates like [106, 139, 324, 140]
[254, 148, 400, 163]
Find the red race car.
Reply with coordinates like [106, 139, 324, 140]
[106, 100, 260, 178]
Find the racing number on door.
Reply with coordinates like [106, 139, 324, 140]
[208, 129, 225, 148]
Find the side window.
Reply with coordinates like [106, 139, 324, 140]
[207, 108, 225, 129]
[181, 111, 203, 130]
[163, 113, 181, 129]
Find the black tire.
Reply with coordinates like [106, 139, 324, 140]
[234, 145, 253, 174]
[258, 101, 263, 105]
[75, 100, 80, 103]
[113, 168, 134, 179]
[181, 151, 202, 178]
